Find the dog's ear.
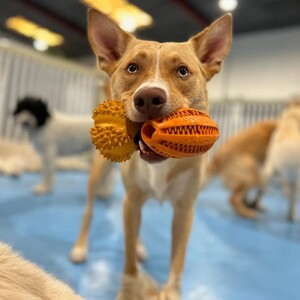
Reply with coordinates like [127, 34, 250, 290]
[190, 14, 232, 80]
[88, 9, 135, 75]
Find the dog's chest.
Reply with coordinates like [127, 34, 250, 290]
[147, 164, 169, 200]
[136, 158, 196, 202]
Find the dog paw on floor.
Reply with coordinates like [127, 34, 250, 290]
[116, 272, 158, 300]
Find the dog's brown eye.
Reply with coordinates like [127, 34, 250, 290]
[177, 66, 190, 78]
[126, 63, 138, 73]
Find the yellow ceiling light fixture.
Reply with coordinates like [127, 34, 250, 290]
[81, 0, 153, 32]
[82, 0, 126, 14]
[5, 16, 64, 47]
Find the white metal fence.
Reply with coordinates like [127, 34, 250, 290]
[0, 39, 105, 139]
[209, 100, 286, 153]
[0, 39, 287, 146]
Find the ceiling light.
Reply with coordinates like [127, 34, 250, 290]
[33, 39, 49, 51]
[111, 4, 153, 32]
[5, 16, 64, 47]
[218, 0, 238, 12]
[81, 0, 153, 32]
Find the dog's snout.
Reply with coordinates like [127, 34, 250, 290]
[134, 87, 167, 117]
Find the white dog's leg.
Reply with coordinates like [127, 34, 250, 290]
[33, 146, 56, 194]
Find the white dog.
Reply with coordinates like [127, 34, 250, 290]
[261, 101, 300, 221]
[13, 96, 93, 194]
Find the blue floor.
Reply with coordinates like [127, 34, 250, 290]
[0, 171, 299, 300]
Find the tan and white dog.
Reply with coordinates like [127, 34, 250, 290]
[261, 101, 300, 222]
[203, 120, 277, 219]
[72, 9, 232, 299]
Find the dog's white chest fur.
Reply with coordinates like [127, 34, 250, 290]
[124, 153, 203, 202]
[147, 163, 169, 201]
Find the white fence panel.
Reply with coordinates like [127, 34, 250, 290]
[0, 39, 105, 140]
[209, 100, 286, 154]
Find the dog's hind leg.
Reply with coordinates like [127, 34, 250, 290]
[33, 145, 56, 194]
[230, 185, 258, 219]
[245, 187, 266, 212]
[70, 152, 113, 263]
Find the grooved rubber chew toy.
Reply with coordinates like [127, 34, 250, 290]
[141, 108, 219, 158]
[91, 100, 141, 162]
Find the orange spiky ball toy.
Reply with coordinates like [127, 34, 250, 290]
[91, 100, 141, 162]
[91, 100, 219, 162]
[141, 108, 219, 158]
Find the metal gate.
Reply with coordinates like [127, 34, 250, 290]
[0, 39, 105, 139]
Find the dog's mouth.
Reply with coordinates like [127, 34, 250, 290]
[133, 131, 167, 164]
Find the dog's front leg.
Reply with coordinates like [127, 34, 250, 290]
[70, 152, 113, 263]
[117, 193, 157, 300]
[160, 202, 195, 300]
[123, 194, 143, 276]
[33, 145, 56, 194]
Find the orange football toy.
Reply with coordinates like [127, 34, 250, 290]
[91, 100, 141, 162]
[141, 108, 219, 158]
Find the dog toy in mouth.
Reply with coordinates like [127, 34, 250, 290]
[91, 100, 142, 162]
[140, 108, 219, 158]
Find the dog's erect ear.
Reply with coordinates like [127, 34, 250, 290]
[88, 9, 134, 75]
[190, 14, 232, 81]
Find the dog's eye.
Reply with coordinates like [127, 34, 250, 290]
[177, 66, 190, 78]
[126, 63, 138, 74]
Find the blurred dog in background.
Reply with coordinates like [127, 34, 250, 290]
[0, 139, 40, 177]
[203, 119, 277, 219]
[13, 96, 94, 194]
[261, 99, 300, 222]
[0, 242, 83, 299]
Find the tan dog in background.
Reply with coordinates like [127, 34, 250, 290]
[261, 101, 300, 221]
[72, 9, 232, 299]
[0, 243, 83, 300]
[204, 120, 277, 219]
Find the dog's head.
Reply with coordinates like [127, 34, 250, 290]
[88, 9, 231, 121]
[88, 9, 232, 163]
[13, 97, 51, 129]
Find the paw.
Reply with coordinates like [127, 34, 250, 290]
[70, 245, 87, 263]
[33, 183, 51, 195]
[245, 200, 266, 212]
[116, 273, 158, 300]
[115, 276, 143, 300]
[158, 287, 180, 300]
[137, 241, 148, 261]
[234, 206, 259, 219]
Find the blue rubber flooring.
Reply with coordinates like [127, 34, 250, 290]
[0, 171, 299, 300]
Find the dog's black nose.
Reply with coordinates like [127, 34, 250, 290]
[133, 87, 167, 117]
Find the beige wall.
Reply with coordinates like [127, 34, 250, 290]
[208, 25, 300, 102]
